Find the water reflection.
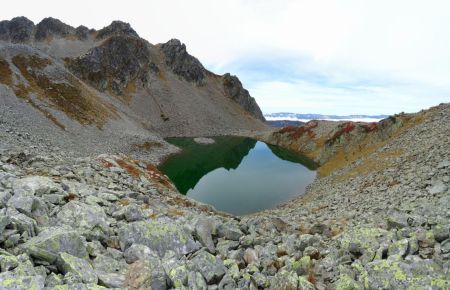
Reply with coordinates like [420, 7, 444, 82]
[159, 137, 316, 215]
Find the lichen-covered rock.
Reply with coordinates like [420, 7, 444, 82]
[361, 258, 449, 289]
[21, 226, 88, 263]
[160, 38, 205, 84]
[387, 238, 409, 257]
[0, 272, 45, 289]
[339, 227, 393, 257]
[124, 259, 168, 290]
[189, 250, 227, 284]
[56, 252, 98, 284]
[298, 275, 315, 290]
[187, 271, 207, 290]
[216, 222, 243, 241]
[269, 269, 298, 290]
[0, 254, 19, 272]
[335, 274, 363, 290]
[123, 243, 159, 264]
[118, 220, 199, 258]
[12, 176, 59, 196]
[56, 201, 109, 233]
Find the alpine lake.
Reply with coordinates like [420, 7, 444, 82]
[158, 136, 317, 215]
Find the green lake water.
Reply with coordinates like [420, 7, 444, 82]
[159, 136, 317, 215]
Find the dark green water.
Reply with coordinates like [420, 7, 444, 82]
[159, 137, 317, 215]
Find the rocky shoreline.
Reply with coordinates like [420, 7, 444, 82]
[0, 104, 448, 289]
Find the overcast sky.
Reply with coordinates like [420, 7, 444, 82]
[2, 0, 450, 114]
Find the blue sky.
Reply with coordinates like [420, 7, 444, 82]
[2, 0, 450, 115]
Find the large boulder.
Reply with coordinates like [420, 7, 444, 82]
[12, 176, 59, 197]
[188, 250, 227, 284]
[118, 220, 199, 258]
[0, 272, 45, 289]
[124, 259, 168, 290]
[56, 252, 98, 284]
[21, 226, 88, 263]
[56, 201, 109, 233]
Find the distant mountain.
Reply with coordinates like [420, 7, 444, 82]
[266, 120, 304, 127]
[264, 112, 389, 122]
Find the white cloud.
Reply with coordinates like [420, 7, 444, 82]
[1, 0, 449, 114]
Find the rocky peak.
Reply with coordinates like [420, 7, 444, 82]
[0, 16, 35, 43]
[222, 73, 265, 121]
[96, 20, 139, 40]
[160, 38, 205, 84]
[67, 35, 158, 95]
[35, 17, 75, 40]
[74, 25, 91, 40]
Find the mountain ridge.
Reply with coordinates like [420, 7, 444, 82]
[0, 16, 266, 147]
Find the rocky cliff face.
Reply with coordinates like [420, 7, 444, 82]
[0, 16, 266, 142]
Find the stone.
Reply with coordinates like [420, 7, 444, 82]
[293, 256, 311, 276]
[123, 243, 159, 263]
[92, 254, 128, 276]
[243, 248, 258, 265]
[189, 250, 227, 284]
[7, 195, 34, 216]
[441, 239, 450, 254]
[433, 225, 449, 242]
[216, 240, 239, 257]
[118, 220, 199, 258]
[217, 223, 243, 241]
[0, 254, 19, 272]
[195, 218, 216, 253]
[388, 239, 409, 257]
[387, 212, 409, 229]
[427, 180, 448, 194]
[123, 204, 145, 222]
[187, 271, 207, 290]
[0, 272, 45, 289]
[124, 260, 168, 290]
[44, 272, 63, 287]
[335, 274, 363, 290]
[97, 272, 125, 288]
[57, 252, 98, 284]
[303, 246, 320, 260]
[21, 226, 87, 263]
[298, 234, 320, 251]
[12, 176, 59, 196]
[56, 201, 109, 233]
[298, 275, 315, 290]
[269, 269, 298, 290]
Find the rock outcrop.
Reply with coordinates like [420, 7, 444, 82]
[68, 35, 157, 95]
[222, 73, 265, 121]
[160, 38, 206, 84]
[0, 17, 35, 43]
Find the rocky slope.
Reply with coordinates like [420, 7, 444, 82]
[0, 16, 266, 158]
[0, 96, 448, 290]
